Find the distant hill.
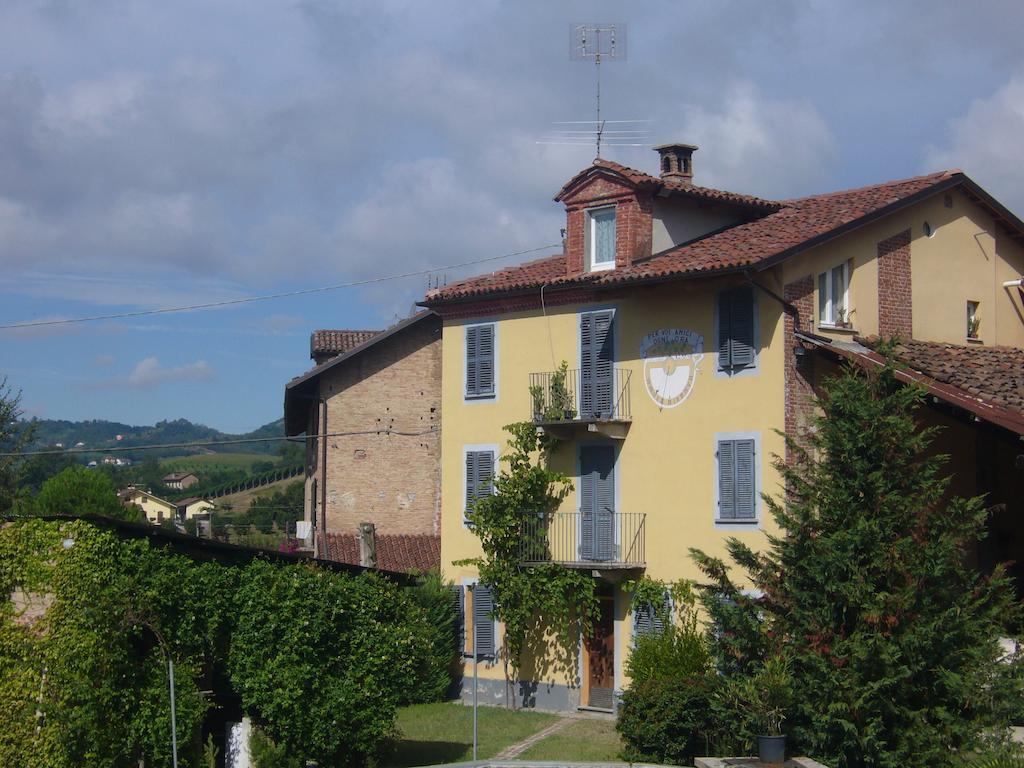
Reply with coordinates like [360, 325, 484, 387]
[24, 417, 286, 459]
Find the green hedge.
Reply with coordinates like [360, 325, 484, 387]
[0, 519, 456, 767]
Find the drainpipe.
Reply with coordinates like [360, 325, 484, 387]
[1004, 278, 1023, 288]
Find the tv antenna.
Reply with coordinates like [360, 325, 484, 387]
[537, 23, 649, 157]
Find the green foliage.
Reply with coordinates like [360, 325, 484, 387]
[17, 465, 140, 522]
[617, 676, 715, 765]
[624, 578, 711, 686]
[240, 480, 304, 529]
[459, 422, 598, 706]
[0, 378, 34, 513]
[0, 519, 442, 767]
[545, 360, 575, 420]
[402, 570, 459, 704]
[229, 561, 418, 766]
[690, 350, 1021, 768]
[202, 733, 219, 768]
[250, 728, 302, 768]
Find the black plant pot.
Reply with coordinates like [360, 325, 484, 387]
[757, 734, 786, 764]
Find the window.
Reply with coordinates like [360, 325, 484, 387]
[717, 285, 756, 372]
[716, 437, 757, 522]
[633, 591, 672, 640]
[967, 301, 980, 339]
[464, 448, 495, 524]
[587, 207, 617, 271]
[818, 262, 850, 327]
[465, 323, 495, 399]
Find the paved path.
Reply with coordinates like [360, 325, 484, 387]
[493, 715, 578, 759]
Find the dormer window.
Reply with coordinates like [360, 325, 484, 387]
[587, 206, 617, 272]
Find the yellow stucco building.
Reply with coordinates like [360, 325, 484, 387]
[420, 145, 1024, 712]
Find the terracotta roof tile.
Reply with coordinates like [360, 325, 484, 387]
[310, 329, 382, 360]
[324, 532, 440, 574]
[862, 338, 1024, 415]
[425, 169, 960, 304]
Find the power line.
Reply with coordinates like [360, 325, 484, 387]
[2, 426, 439, 457]
[0, 244, 560, 331]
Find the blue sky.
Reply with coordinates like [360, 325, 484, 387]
[2, 0, 1023, 432]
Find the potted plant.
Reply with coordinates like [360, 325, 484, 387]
[834, 307, 852, 329]
[752, 656, 792, 764]
[968, 314, 981, 340]
[530, 384, 546, 422]
[546, 361, 574, 421]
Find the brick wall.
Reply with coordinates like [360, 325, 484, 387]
[313, 316, 442, 536]
[784, 275, 815, 463]
[562, 173, 652, 276]
[877, 229, 912, 339]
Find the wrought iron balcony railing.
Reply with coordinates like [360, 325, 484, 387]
[528, 368, 631, 423]
[519, 511, 645, 569]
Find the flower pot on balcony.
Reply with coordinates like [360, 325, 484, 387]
[757, 734, 786, 764]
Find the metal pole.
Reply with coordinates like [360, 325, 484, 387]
[168, 656, 179, 768]
[472, 587, 479, 762]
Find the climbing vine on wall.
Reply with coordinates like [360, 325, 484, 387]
[0, 519, 453, 767]
[458, 422, 599, 708]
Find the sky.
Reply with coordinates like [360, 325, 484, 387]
[2, 0, 1023, 433]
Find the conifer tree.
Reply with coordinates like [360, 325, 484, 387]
[691, 351, 1020, 768]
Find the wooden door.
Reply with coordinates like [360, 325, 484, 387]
[586, 588, 615, 710]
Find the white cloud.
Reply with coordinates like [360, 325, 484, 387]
[125, 357, 215, 389]
[925, 69, 1024, 216]
[668, 82, 838, 199]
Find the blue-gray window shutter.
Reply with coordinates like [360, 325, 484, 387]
[472, 584, 495, 657]
[718, 286, 755, 370]
[580, 310, 614, 419]
[465, 325, 495, 398]
[718, 439, 756, 521]
[734, 439, 756, 520]
[465, 450, 494, 520]
[451, 585, 466, 654]
[634, 591, 672, 638]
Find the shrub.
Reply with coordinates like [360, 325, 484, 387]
[250, 728, 301, 768]
[617, 676, 714, 765]
[401, 570, 458, 704]
[626, 626, 711, 687]
[229, 562, 419, 767]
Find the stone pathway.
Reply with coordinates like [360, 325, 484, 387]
[493, 715, 579, 759]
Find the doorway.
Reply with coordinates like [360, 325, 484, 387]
[585, 584, 615, 710]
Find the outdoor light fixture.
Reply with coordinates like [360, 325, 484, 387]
[793, 346, 806, 360]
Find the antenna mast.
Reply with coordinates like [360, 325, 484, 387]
[541, 23, 646, 158]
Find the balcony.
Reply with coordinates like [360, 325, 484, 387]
[528, 368, 632, 439]
[519, 512, 646, 570]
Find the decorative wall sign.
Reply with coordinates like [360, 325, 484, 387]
[640, 329, 704, 408]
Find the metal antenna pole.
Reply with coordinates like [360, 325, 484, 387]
[595, 27, 602, 157]
[472, 586, 479, 761]
[168, 656, 179, 768]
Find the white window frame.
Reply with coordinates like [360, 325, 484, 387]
[712, 430, 762, 530]
[817, 261, 851, 328]
[462, 443, 499, 528]
[586, 206, 617, 272]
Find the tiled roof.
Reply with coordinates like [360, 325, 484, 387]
[863, 338, 1024, 415]
[425, 168, 961, 304]
[556, 158, 781, 210]
[310, 329, 381, 360]
[162, 472, 194, 481]
[324, 532, 441, 574]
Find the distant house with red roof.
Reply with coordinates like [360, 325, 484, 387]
[420, 143, 1024, 712]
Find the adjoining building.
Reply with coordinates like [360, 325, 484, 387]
[284, 311, 442, 558]
[120, 487, 214, 526]
[419, 144, 1024, 712]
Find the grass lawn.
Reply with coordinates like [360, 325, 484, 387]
[517, 717, 623, 763]
[380, 702, 559, 767]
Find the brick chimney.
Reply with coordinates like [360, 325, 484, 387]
[653, 143, 697, 185]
